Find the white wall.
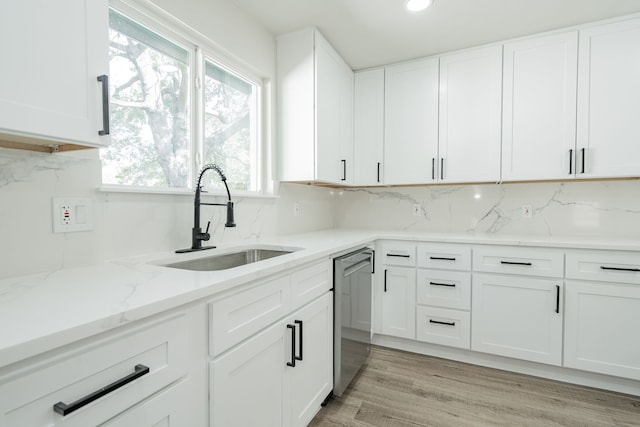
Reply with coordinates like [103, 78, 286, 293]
[0, 147, 335, 279]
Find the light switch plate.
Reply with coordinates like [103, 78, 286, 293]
[52, 198, 93, 233]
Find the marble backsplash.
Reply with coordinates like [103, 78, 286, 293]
[2, 145, 640, 279]
[333, 179, 640, 239]
[0, 148, 335, 279]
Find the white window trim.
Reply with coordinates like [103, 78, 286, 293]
[105, 0, 271, 195]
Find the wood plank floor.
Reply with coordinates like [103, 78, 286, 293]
[310, 346, 640, 427]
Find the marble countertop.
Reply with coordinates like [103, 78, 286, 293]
[2, 229, 639, 370]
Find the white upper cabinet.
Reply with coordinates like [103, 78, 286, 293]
[384, 58, 439, 185]
[502, 31, 578, 181]
[576, 17, 640, 178]
[277, 28, 354, 185]
[0, 0, 110, 148]
[439, 46, 502, 183]
[353, 68, 385, 186]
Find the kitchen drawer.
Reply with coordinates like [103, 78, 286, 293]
[100, 378, 192, 426]
[290, 259, 332, 310]
[416, 243, 471, 271]
[380, 241, 416, 267]
[566, 250, 640, 285]
[416, 306, 470, 349]
[416, 269, 471, 310]
[473, 246, 564, 278]
[0, 313, 189, 427]
[209, 275, 290, 357]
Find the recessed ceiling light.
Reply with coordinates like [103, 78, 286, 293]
[405, 0, 433, 12]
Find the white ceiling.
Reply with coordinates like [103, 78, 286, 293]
[232, 0, 640, 70]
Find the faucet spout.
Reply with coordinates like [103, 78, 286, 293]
[176, 164, 236, 253]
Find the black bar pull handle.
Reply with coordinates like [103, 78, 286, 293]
[580, 148, 586, 174]
[429, 281, 456, 288]
[97, 75, 110, 136]
[432, 158, 436, 180]
[430, 256, 456, 261]
[386, 253, 410, 258]
[294, 320, 303, 361]
[569, 149, 573, 175]
[286, 324, 296, 367]
[384, 269, 388, 292]
[341, 160, 346, 181]
[600, 266, 640, 272]
[53, 364, 149, 416]
[429, 319, 455, 326]
[500, 261, 532, 266]
[555, 285, 560, 314]
[440, 158, 444, 180]
[377, 162, 381, 183]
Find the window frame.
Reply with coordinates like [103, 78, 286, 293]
[102, 0, 266, 196]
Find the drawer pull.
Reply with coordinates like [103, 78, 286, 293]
[500, 261, 532, 266]
[429, 319, 455, 327]
[286, 324, 296, 367]
[555, 285, 560, 314]
[53, 364, 149, 416]
[386, 253, 410, 258]
[294, 320, 303, 362]
[429, 281, 456, 288]
[600, 266, 640, 272]
[430, 256, 456, 261]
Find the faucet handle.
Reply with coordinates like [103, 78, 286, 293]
[205, 221, 210, 235]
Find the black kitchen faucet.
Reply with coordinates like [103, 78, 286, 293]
[176, 164, 236, 253]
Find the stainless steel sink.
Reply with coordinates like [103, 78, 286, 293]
[163, 248, 295, 271]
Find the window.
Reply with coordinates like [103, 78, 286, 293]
[101, 7, 260, 193]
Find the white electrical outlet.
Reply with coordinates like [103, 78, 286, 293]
[293, 202, 300, 217]
[522, 204, 533, 219]
[52, 198, 93, 233]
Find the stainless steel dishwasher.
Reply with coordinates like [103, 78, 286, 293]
[333, 247, 374, 396]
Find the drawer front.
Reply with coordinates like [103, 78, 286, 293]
[0, 313, 188, 427]
[380, 241, 416, 267]
[473, 246, 564, 278]
[416, 243, 471, 271]
[416, 306, 470, 349]
[566, 250, 640, 284]
[209, 276, 290, 357]
[291, 260, 332, 310]
[100, 378, 193, 426]
[416, 269, 471, 310]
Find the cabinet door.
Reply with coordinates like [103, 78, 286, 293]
[354, 69, 385, 186]
[0, 0, 109, 147]
[384, 58, 439, 185]
[380, 267, 416, 339]
[471, 274, 563, 365]
[316, 32, 353, 184]
[288, 293, 333, 427]
[564, 280, 640, 381]
[577, 17, 640, 178]
[502, 31, 578, 181]
[439, 46, 502, 183]
[210, 320, 287, 427]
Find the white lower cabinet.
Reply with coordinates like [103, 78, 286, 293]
[380, 267, 416, 340]
[471, 273, 563, 365]
[564, 280, 640, 381]
[564, 249, 640, 380]
[210, 292, 333, 427]
[0, 308, 206, 427]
